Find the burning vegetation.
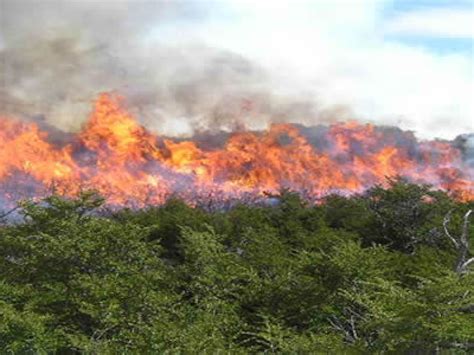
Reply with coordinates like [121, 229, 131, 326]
[0, 93, 473, 209]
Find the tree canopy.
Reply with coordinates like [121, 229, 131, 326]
[0, 180, 473, 353]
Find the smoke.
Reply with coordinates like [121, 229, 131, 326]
[0, 0, 353, 137]
[454, 133, 474, 168]
[1, 0, 472, 140]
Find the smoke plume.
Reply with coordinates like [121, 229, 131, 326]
[0, 0, 354, 137]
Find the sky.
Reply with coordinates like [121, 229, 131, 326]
[1, 0, 473, 140]
[147, 0, 474, 139]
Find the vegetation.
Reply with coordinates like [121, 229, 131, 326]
[0, 179, 473, 353]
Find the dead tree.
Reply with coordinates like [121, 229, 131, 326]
[443, 209, 473, 274]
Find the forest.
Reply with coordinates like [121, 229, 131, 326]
[0, 178, 473, 353]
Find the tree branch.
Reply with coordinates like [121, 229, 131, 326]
[443, 209, 473, 274]
[461, 210, 472, 248]
[443, 211, 458, 248]
[461, 257, 474, 272]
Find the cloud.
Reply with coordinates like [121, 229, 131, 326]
[384, 8, 474, 38]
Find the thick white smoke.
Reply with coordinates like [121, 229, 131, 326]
[1, 0, 472, 139]
[0, 0, 354, 137]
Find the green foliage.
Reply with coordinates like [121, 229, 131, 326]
[0, 183, 473, 353]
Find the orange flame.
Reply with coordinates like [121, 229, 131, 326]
[0, 93, 472, 208]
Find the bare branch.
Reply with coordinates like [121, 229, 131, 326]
[461, 257, 474, 272]
[349, 315, 358, 340]
[327, 316, 344, 332]
[327, 316, 357, 343]
[443, 210, 458, 248]
[444, 209, 473, 274]
[461, 210, 473, 248]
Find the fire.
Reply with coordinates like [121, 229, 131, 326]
[0, 93, 472, 208]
